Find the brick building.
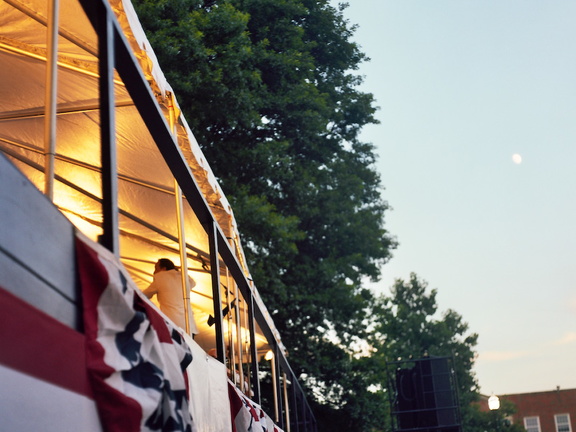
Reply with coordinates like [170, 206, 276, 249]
[480, 388, 576, 432]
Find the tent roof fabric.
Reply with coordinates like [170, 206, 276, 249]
[0, 0, 284, 353]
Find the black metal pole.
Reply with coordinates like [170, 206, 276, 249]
[275, 345, 285, 430]
[207, 220, 225, 363]
[247, 292, 261, 404]
[291, 374, 300, 432]
[97, 6, 118, 256]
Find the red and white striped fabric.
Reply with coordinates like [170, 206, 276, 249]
[228, 381, 283, 432]
[0, 284, 101, 431]
[76, 235, 195, 432]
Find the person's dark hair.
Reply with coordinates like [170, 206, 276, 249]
[157, 258, 176, 271]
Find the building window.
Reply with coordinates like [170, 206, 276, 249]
[555, 414, 572, 432]
[524, 416, 541, 432]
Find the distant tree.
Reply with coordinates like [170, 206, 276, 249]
[369, 273, 482, 430]
[466, 398, 525, 432]
[309, 350, 390, 431]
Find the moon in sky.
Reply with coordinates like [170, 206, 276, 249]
[512, 153, 522, 164]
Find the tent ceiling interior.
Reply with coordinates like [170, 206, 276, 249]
[0, 0, 281, 355]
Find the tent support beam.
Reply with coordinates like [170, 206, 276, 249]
[0, 99, 135, 122]
[170, 100, 193, 336]
[0, 137, 174, 195]
[3, 0, 98, 56]
[207, 220, 225, 363]
[291, 380, 300, 432]
[234, 283, 244, 388]
[97, 5, 119, 256]
[0, 42, 121, 85]
[43, 0, 58, 200]
[0, 145, 210, 263]
[248, 292, 261, 404]
[176, 182, 193, 335]
[283, 372, 291, 432]
[270, 347, 279, 422]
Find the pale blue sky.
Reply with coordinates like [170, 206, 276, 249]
[336, 0, 576, 395]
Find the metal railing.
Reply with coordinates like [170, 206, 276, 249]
[74, 0, 317, 429]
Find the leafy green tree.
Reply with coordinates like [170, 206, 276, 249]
[309, 351, 390, 431]
[466, 398, 525, 432]
[132, 1, 395, 423]
[369, 273, 482, 431]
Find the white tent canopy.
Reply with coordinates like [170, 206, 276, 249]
[0, 0, 283, 354]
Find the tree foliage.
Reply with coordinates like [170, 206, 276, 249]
[133, 0, 395, 416]
[366, 273, 520, 431]
[371, 273, 479, 400]
[466, 399, 526, 432]
[306, 273, 485, 431]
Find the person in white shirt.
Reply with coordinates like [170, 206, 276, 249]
[142, 258, 198, 334]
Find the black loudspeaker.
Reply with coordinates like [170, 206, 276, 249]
[396, 367, 420, 430]
[418, 357, 457, 427]
[394, 357, 460, 432]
